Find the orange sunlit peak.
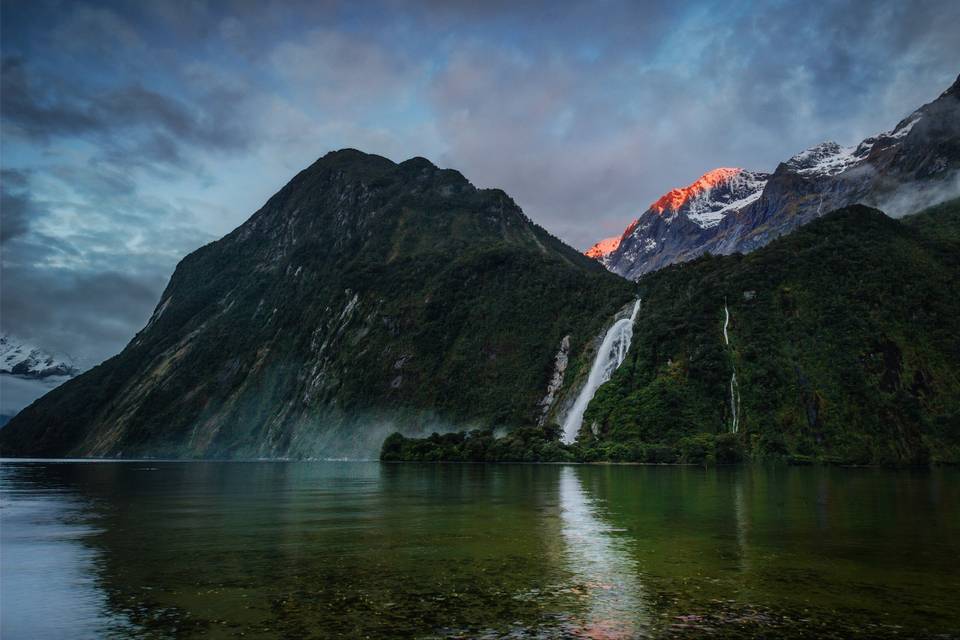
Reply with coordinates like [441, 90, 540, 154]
[650, 167, 743, 214]
[584, 217, 640, 259]
[585, 235, 622, 258]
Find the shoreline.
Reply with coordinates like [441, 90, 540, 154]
[1, 457, 951, 469]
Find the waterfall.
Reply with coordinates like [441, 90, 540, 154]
[561, 299, 641, 444]
[723, 301, 731, 345]
[729, 371, 740, 433]
[724, 301, 740, 433]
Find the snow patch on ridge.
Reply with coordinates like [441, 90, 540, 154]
[786, 142, 861, 176]
[887, 111, 923, 140]
[684, 170, 769, 228]
[0, 334, 78, 379]
[786, 112, 923, 178]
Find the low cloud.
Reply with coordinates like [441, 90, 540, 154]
[866, 171, 960, 219]
[1, 56, 253, 172]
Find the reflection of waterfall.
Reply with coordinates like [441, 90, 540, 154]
[734, 475, 750, 575]
[724, 301, 740, 433]
[559, 466, 647, 638]
[561, 300, 641, 444]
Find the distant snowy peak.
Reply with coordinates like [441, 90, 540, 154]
[583, 168, 769, 265]
[588, 73, 959, 280]
[0, 334, 78, 379]
[785, 111, 925, 178]
[785, 141, 863, 176]
[649, 167, 769, 229]
[650, 167, 741, 213]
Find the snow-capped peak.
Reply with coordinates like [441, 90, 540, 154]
[0, 334, 79, 379]
[649, 167, 769, 228]
[785, 141, 862, 176]
[786, 111, 925, 179]
[650, 167, 743, 214]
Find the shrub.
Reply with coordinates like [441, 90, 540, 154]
[679, 433, 715, 465]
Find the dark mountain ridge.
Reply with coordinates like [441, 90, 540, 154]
[0, 150, 635, 458]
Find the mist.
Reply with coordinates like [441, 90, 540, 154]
[868, 171, 960, 218]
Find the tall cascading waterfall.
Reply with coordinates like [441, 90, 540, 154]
[561, 299, 641, 444]
[724, 300, 740, 433]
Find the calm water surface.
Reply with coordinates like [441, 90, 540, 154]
[1, 461, 958, 639]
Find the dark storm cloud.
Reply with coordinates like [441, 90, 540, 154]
[418, 0, 960, 246]
[0, 165, 215, 364]
[1, 0, 958, 370]
[0, 262, 167, 362]
[0, 170, 41, 244]
[1, 56, 252, 170]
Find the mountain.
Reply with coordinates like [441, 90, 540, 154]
[578, 199, 960, 465]
[0, 334, 78, 378]
[598, 74, 960, 279]
[0, 335, 79, 426]
[386, 199, 960, 465]
[599, 168, 770, 275]
[0, 150, 635, 459]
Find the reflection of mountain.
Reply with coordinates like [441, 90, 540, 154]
[559, 466, 648, 638]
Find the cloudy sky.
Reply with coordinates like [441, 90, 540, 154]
[2, 0, 959, 368]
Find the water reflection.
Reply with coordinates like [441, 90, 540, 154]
[2, 462, 959, 639]
[559, 466, 648, 639]
[733, 475, 750, 577]
[0, 463, 132, 638]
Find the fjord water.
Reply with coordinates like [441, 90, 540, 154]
[2, 462, 958, 639]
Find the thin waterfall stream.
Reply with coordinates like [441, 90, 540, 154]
[724, 300, 740, 433]
[561, 299, 641, 444]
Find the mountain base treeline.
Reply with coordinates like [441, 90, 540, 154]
[381, 427, 744, 465]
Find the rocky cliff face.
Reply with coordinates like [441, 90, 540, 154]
[0, 150, 634, 459]
[598, 74, 960, 279]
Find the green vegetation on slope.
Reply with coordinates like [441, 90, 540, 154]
[385, 200, 960, 465]
[582, 201, 960, 465]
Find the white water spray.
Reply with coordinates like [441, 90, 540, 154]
[561, 299, 641, 444]
[724, 301, 740, 433]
